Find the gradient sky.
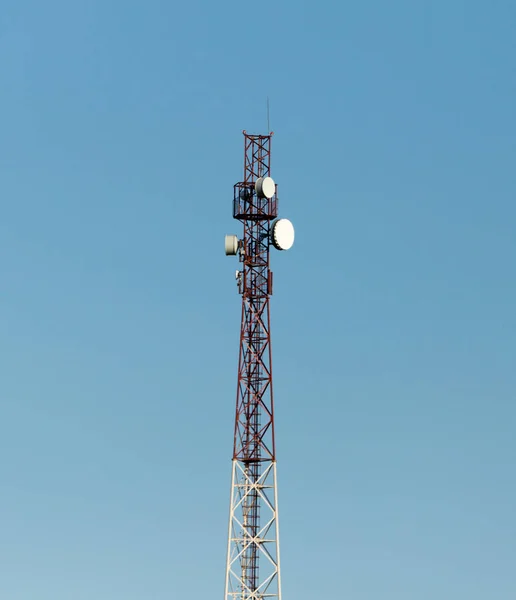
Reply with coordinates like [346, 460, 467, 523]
[1, 1, 515, 598]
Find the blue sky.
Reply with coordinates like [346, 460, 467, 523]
[1, 0, 515, 598]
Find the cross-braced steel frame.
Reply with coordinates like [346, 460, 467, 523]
[224, 132, 282, 600]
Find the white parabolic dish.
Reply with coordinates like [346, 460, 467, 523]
[255, 176, 275, 199]
[272, 219, 295, 251]
[225, 234, 239, 255]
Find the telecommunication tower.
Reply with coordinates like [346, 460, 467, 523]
[223, 131, 295, 600]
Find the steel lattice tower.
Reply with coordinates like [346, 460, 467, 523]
[224, 131, 294, 600]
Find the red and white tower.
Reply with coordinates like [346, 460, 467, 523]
[224, 131, 295, 600]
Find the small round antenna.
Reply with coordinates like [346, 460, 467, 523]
[255, 177, 275, 199]
[225, 235, 239, 256]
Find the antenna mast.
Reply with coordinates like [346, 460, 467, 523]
[223, 131, 295, 600]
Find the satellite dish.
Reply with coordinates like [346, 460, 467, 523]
[239, 187, 252, 201]
[271, 219, 295, 251]
[255, 176, 275, 199]
[225, 235, 239, 256]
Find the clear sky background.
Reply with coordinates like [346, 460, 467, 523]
[1, 1, 515, 598]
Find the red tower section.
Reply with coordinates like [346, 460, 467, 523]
[233, 132, 276, 466]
